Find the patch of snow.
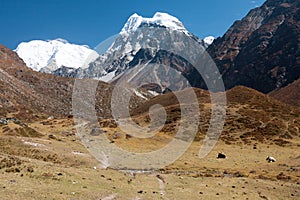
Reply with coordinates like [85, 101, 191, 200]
[97, 70, 117, 82]
[72, 151, 86, 156]
[133, 89, 148, 100]
[157, 178, 166, 196]
[23, 141, 46, 148]
[98, 151, 110, 169]
[148, 90, 160, 96]
[101, 194, 117, 200]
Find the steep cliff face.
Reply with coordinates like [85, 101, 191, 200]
[208, 0, 300, 93]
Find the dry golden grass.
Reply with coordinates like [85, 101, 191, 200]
[0, 116, 299, 199]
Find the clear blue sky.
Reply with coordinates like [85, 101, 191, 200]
[0, 0, 265, 49]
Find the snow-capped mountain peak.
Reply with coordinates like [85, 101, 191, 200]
[120, 13, 143, 34]
[15, 39, 98, 72]
[203, 36, 215, 46]
[121, 12, 188, 34]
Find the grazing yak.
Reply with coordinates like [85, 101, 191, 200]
[266, 156, 276, 163]
[217, 152, 226, 159]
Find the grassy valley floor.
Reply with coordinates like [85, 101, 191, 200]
[0, 117, 299, 199]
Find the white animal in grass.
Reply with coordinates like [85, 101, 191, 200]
[266, 156, 276, 163]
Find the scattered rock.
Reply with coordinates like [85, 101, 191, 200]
[0, 118, 8, 125]
[259, 195, 269, 200]
[27, 167, 34, 173]
[112, 132, 123, 139]
[48, 134, 57, 140]
[125, 134, 132, 139]
[41, 121, 52, 125]
[156, 174, 165, 183]
[276, 172, 291, 180]
[90, 127, 104, 136]
[7, 118, 27, 127]
[233, 171, 246, 177]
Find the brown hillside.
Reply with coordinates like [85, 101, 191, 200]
[129, 85, 300, 145]
[270, 78, 300, 107]
[0, 44, 77, 119]
[0, 45, 149, 121]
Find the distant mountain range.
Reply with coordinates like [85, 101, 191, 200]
[9, 0, 300, 107]
[15, 12, 214, 89]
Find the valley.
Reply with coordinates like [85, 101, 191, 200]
[0, 112, 299, 199]
[0, 0, 299, 199]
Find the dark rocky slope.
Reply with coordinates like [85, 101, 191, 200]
[208, 0, 300, 93]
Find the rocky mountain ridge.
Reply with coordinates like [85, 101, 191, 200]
[208, 0, 300, 93]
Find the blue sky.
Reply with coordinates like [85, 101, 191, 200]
[0, 0, 265, 49]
